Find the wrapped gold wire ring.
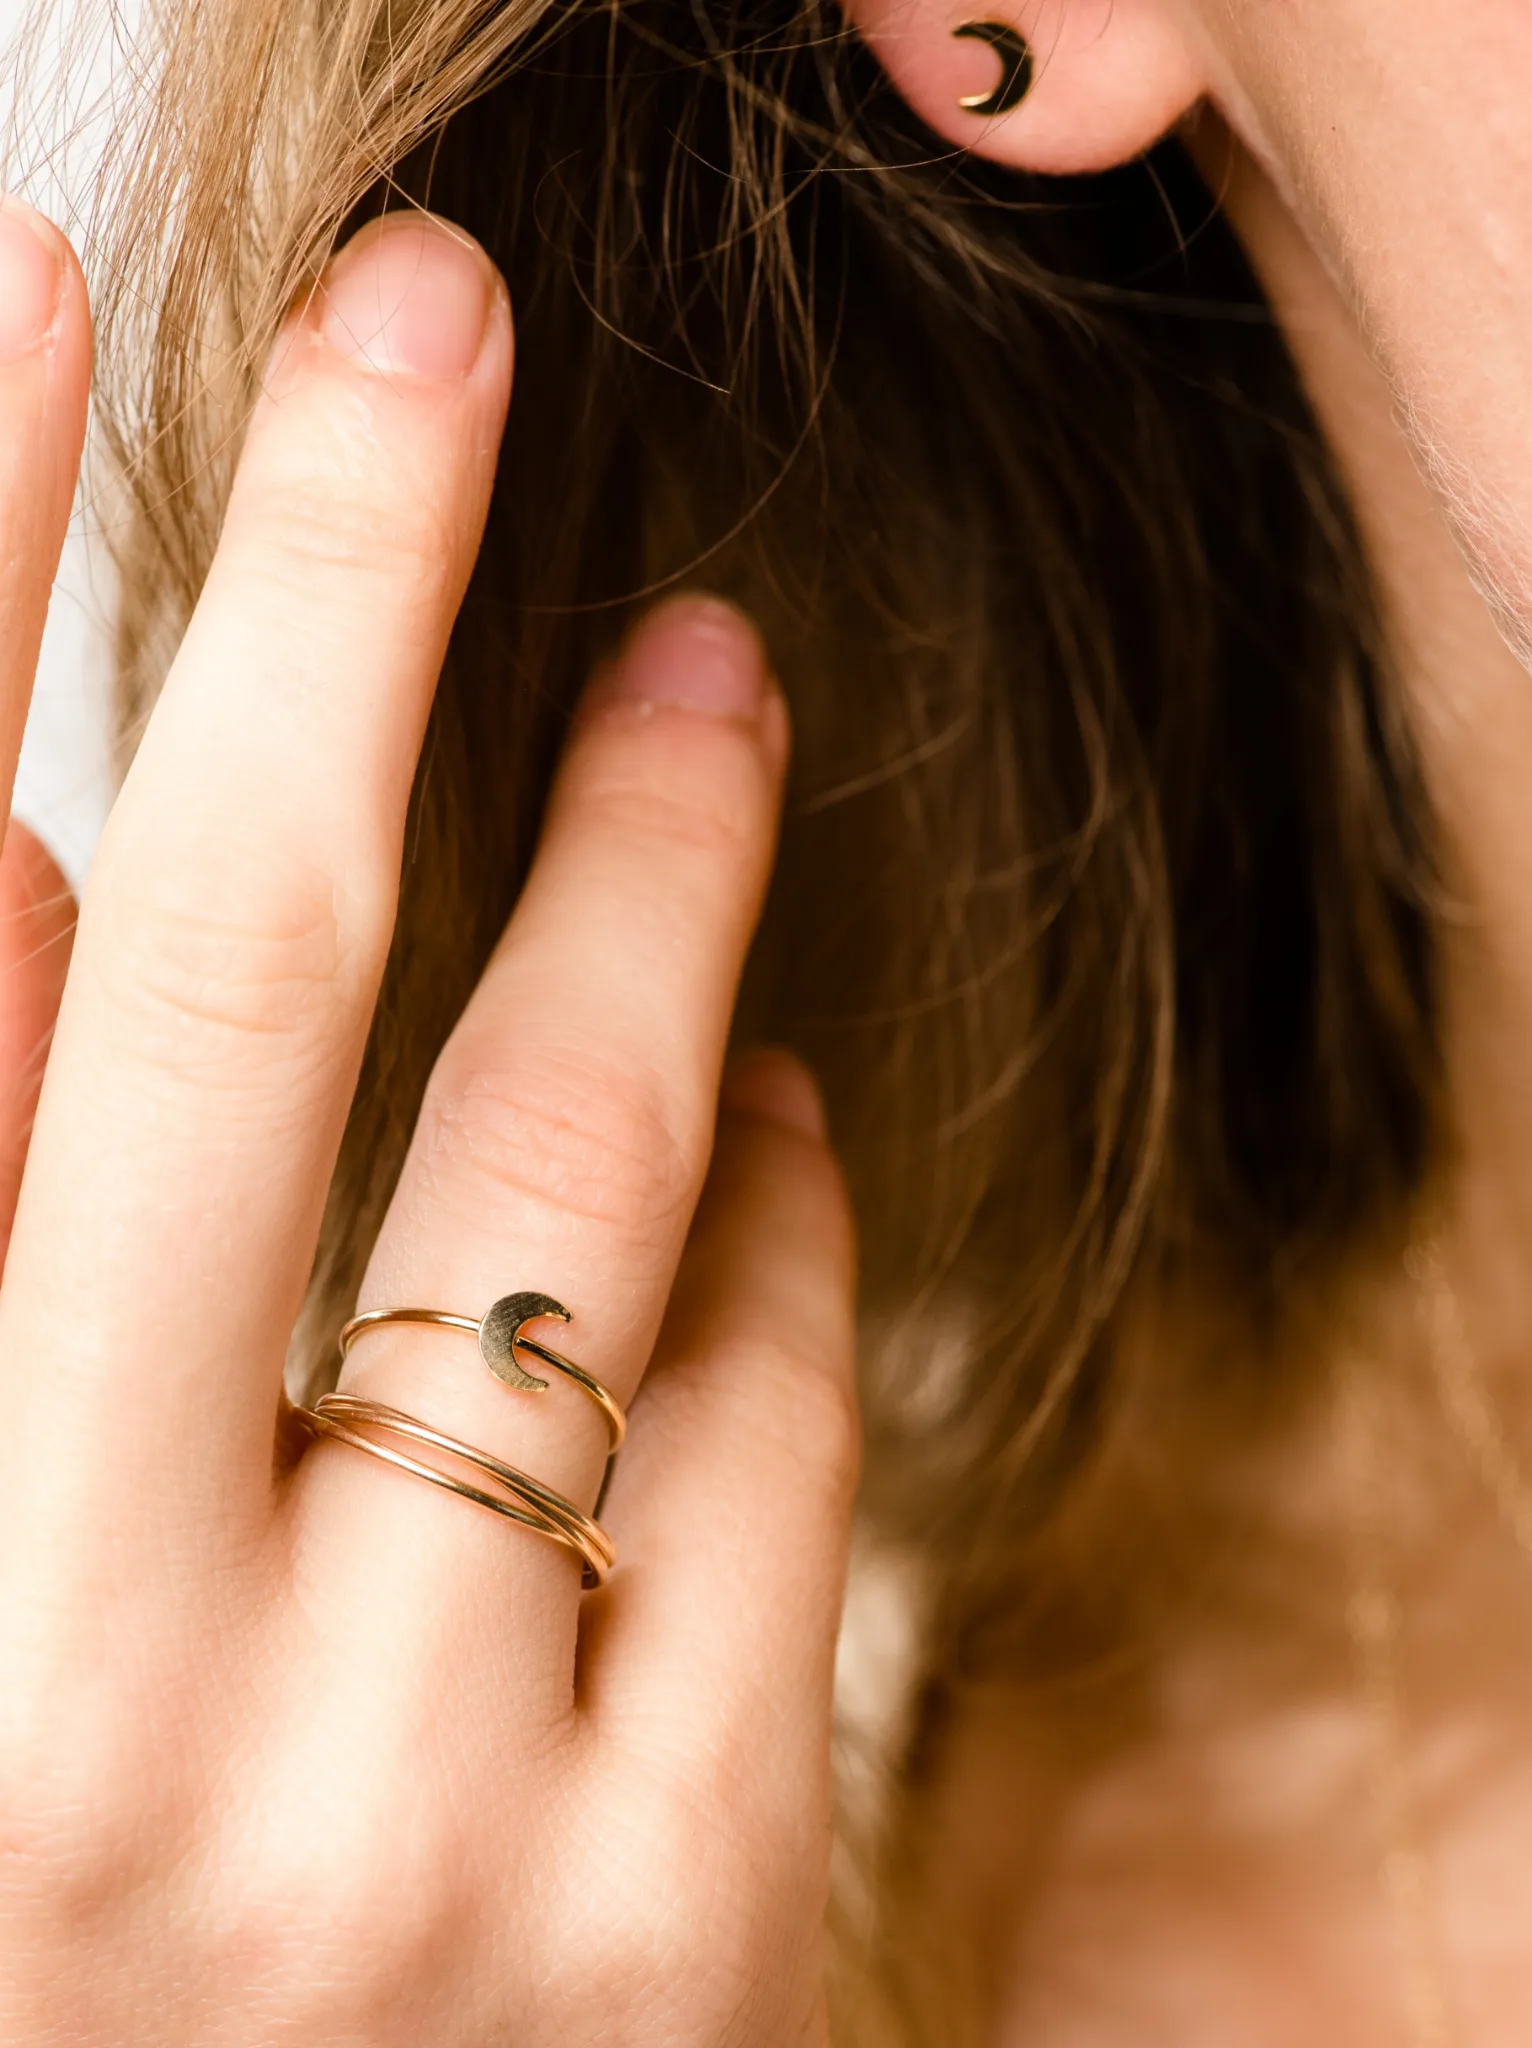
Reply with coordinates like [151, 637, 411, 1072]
[339, 1292, 625, 1451]
[297, 1392, 614, 1589]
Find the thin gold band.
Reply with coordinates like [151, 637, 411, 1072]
[339, 1297, 626, 1452]
[298, 1392, 614, 1589]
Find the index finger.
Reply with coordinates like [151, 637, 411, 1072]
[0, 214, 513, 1532]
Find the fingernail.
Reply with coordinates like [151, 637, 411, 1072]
[604, 595, 768, 719]
[722, 1048, 827, 1140]
[320, 214, 493, 378]
[0, 198, 64, 362]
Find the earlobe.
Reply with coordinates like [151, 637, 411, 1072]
[845, 0, 1209, 178]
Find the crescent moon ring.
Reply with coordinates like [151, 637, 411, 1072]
[337, 1293, 626, 1452]
[953, 21, 1034, 117]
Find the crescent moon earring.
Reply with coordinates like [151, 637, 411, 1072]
[953, 20, 1034, 117]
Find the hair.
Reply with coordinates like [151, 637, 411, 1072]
[25, 0, 1442, 2031]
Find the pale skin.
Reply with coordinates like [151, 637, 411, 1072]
[3, 2, 1532, 2042]
[848, 0, 1532, 2039]
[920, 162, 1532, 2023]
[0, 207, 857, 2042]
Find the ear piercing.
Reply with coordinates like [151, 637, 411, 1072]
[953, 21, 1033, 116]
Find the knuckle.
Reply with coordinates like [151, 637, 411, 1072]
[572, 716, 773, 878]
[0, 1689, 172, 1931]
[569, 1776, 813, 2031]
[595, 776, 760, 876]
[769, 1340, 862, 1502]
[244, 1787, 465, 1969]
[223, 1746, 493, 2023]
[85, 844, 381, 1081]
[237, 482, 455, 621]
[227, 405, 462, 622]
[716, 1332, 863, 1507]
[648, 1322, 861, 1514]
[417, 1042, 699, 1237]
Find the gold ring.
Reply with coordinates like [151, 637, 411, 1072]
[297, 1392, 614, 1589]
[339, 1292, 625, 1451]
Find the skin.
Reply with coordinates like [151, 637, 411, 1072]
[901, 140, 1532, 2033]
[860, 0, 1532, 651]
[1004, 144, 1532, 2044]
[839, 1, 1532, 2037]
[0, 202, 858, 2042]
[1184, 2, 1532, 674]
[4, 3, 1532, 2040]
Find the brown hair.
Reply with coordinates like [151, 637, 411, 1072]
[36, 0, 1440, 2027]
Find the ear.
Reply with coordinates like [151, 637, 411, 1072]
[844, 0, 1210, 176]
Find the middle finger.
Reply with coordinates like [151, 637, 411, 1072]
[302, 597, 786, 1638]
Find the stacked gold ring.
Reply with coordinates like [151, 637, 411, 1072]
[339, 1294, 626, 1450]
[296, 1292, 621, 1588]
[299, 1393, 614, 1586]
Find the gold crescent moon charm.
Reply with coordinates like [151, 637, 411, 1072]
[478, 1291, 572, 1392]
[953, 21, 1034, 116]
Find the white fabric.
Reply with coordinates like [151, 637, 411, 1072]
[2, 0, 124, 892]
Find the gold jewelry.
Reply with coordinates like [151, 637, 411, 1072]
[340, 1291, 626, 1452]
[953, 21, 1034, 116]
[298, 1392, 614, 1588]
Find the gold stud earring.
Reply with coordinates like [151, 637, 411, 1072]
[953, 21, 1034, 116]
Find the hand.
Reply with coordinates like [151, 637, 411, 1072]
[0, 200, 859, 2044]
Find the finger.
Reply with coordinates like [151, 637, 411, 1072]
[0, 199, 91, 833]
[299, 598, 787, 1669]
[0, 215, 513, 1527]
[0, 825, 74, 1260]
[583, 1052, 859, 1771]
